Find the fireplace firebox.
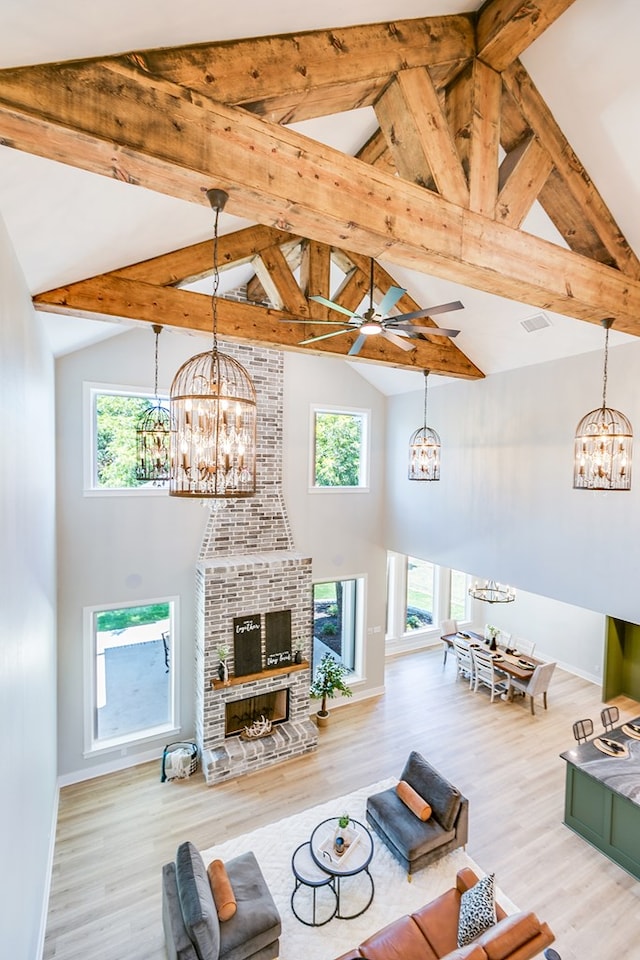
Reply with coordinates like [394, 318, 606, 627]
[225, 689, 289, 738]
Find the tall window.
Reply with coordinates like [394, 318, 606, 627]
[450, 569, 469, 621]
[311, 406, 369, 489]
[85, 598, 177, 752]
[405, 557, 435, 632]
[85, 383, 169, 493]
[313, 578, 363, 673]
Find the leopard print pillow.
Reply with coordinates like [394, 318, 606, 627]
[457, 873, 497, 948]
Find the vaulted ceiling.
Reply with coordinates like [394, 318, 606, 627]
[1, 0, 639, 389]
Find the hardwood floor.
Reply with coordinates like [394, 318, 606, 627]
[44, 648, 640, 960]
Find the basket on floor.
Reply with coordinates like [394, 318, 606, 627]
[161, 741, 198, 782]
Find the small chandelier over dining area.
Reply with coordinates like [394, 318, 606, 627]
[135, 324, 172, 484]
[408, 370, 441, 481]
[573, 318, 632, 491]
[169, 189, 257, 499]
[468, 580, 516, 604]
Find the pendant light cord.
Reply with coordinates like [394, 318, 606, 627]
[601, 321, 610, 411]
[151, 323, 163, 402]
[205, 188, 229, 364]
[423, 370, 429, 430]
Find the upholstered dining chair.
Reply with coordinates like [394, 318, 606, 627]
[471, 647, 509, 703]
[601, 705, 620, 732]
[572, 718, 594, 743]
[440, 619, 457, 666]
[452, 637, 475, 687]
[508, 661, 556, 715]
[513, 636, 536, 657]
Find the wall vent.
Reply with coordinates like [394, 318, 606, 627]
[520, 312, 552, 333]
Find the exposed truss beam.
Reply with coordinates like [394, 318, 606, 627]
[476, 0, 579, 72]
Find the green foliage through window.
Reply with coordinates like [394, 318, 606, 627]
[95, 393, 156, 488]
[314, 410, 365, 487]
[96, 603, 170, 632]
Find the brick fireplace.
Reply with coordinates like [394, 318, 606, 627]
[194, 343, 318, 784]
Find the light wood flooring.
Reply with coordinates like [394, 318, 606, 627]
[44, 648, 640, 960]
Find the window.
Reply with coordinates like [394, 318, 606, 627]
[84, 383, 169, 493]
[405, 557, 435, 632]
[385, 552, 471, 647]
[311, 406, 369, 489]
[450, 569, 469, 621]
[84, 598, 178, 753]
[313, 577, 364, 674]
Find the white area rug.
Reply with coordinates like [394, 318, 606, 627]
[201, 778, 516, 960]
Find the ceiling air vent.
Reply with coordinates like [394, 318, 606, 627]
[520, 312, 552, 333]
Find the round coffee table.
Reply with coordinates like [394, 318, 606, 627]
[290, 842, 338, 927]
[309, 817, 375, 919]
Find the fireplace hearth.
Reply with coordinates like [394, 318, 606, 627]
[225, 689, 288, 737]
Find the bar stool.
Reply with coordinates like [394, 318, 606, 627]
[601, 706, 620, 732]
[290, 842, 337, 926]
[572, 718, 594, 744]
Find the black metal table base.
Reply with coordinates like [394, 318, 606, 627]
[334, 868, 375, 920]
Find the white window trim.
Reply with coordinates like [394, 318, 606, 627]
[313, 573, 366, 682]
[309, 403, 371, 493]
[83, 381, 170, 496]
[83, 595, 180, 757]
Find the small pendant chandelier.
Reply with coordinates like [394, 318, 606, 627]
[169, 189, 257, 498]
[408, 370, 441, 481]
[468, 579, 515, 604]
[573, 318, 632, 491]
[136, 324, 172, 484]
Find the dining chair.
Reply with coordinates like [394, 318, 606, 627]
[514, 636, 536, 657]
[471, 647, 509, 703]
[507, 661, 556, 715]
[572, 718, 594, 743]
[440, 619, 458, 666]
[601, 706, 620, 732]
[452, 637, 475, 688]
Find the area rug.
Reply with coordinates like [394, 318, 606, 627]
[200, 778, 517, 960]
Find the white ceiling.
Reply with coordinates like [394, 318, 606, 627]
[1, 0, 639, 394]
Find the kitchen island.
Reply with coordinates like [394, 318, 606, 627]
[560, 716, 640, 880]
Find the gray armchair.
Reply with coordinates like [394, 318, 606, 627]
[366, 751, 468, 878]
[508, 661, 556, 715]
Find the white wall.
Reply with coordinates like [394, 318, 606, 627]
[283, 352, 388, 693]
[385, 342, 640, 678]
[55, 334, 389, 779]
[0, 213, 57, 959]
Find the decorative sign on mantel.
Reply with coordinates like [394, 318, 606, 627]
[265, 610, 292, 668]
[233, 614, 263, 676]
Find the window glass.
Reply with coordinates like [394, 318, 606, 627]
[87, 599, 176, 750]
[405, 557, 434, 632]
[313, 579, 359, 672]
[87, 385, 170, 491]
[312, 408, 368, 488]
[450, 569, 469, 621]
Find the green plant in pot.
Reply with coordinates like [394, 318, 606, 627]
[310, 652, 353, 726]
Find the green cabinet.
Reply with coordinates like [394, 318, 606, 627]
[564, 762, 640, 881]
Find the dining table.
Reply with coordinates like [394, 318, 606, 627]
[442, 630, 542, 685]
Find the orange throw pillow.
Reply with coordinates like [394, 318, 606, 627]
[207, 859, 237, 921]
[396, 779, 432, 821]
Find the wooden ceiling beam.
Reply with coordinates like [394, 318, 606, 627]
[33, 273, 482, 379]
[3, 59, 640, 334]
[502, 60, 640, 278]
[476, 0, 579, 72]
[299, 241, 332, 320]
[496, 135, 554, 227]
[253, 243, 310, 315]
[447, 59, 501, 216]
[126, 15, 475, 120]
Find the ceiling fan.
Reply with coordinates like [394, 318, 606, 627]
[288, 259, 463, 357]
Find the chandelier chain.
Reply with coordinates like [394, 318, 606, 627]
[601, 321, 609, 410]
[212, 202, 221, 358]
[423, 369, 429, 430]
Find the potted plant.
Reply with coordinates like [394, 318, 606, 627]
[217, 643, 231, 684]
[310, 652, 353, 726]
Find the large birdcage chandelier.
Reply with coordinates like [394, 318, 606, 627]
[408, 370, 441, 481]
[169, 189, 257, 498]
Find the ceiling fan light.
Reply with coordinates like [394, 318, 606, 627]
[359, 320, 382, 336]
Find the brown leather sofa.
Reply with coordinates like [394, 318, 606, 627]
[334, 867, 555, 960]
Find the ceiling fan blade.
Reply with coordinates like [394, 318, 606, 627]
[299, 328, 352, 345]
[283, 318, 355, 325]
[348, 334, 367, 356]
[377, 285, 406, 317]
[309, 295, 361, 319]
[391, 323, 460, 338]
[382, 329, 416, 351]
[391, 300, 464, 323]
